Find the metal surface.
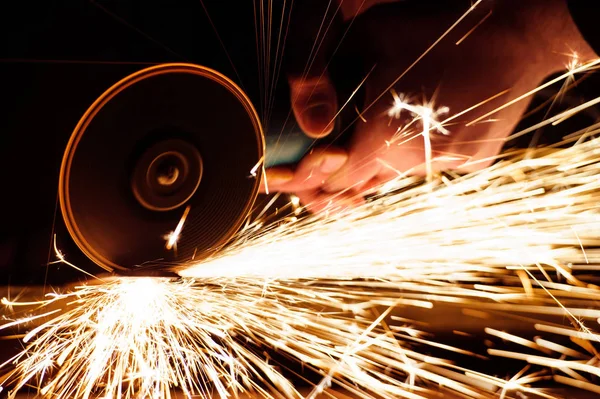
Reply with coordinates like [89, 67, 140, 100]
[58, 63, 264, 274]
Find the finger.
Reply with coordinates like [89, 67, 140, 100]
[289, 76, 337, 138]
[322, 124, 385, 193]
[285, 0, 342, 138]
[258, 167, 294, 193]
[274, 148, 348, 193]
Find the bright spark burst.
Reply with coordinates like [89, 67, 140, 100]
[4, 129, 590, 399]
[165, 205, 192, 251]
[182, 135, 600, 282]
[5, 277, 401, 399]
[0, 275, 538, 399]
[3, 131, 600, 399]
[386, 91, 450, 182]
[387, 91, 450, 136]
[4, 90, 600, 399]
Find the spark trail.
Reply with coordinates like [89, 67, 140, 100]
[2, 131, 599, 399]
[181, 135, 600, 282]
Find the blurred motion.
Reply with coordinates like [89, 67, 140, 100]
[57, 63, 264, 275]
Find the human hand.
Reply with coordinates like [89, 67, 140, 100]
[259, 0, 383, 212]
[264, 0, 597, 213]
[257, 0, 349, 212]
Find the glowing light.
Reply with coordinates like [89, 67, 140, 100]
[183, 135, 600, 282]
[5, 129, 600, 394]
[386, 91, 450, 182]
[165, 205, 191, 251]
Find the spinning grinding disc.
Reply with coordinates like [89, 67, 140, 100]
[59, 63, 264, 274]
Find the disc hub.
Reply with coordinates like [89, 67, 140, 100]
[132, 139, 203, 212]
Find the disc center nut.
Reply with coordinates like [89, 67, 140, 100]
[156, 164, 180, 187]
[148, 151, 187, 195]
[132, 139, 203, 212]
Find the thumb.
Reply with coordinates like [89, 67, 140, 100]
[288, 75, 337, 138]
[285, 0, 342, 138]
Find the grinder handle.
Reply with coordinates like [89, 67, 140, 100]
[264, 128, 314, 168]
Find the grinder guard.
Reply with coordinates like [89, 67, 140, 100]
[59, 63, 264, 274]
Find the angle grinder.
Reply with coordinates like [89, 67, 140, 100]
[58, 63, 343, 277]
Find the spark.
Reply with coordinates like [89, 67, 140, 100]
[250, 157, 263, 177]
[325, 64, 377, 134]
[48, 235, 105, 280]
[165, 205, 191, 251]
[554, 375, 600, 395]
[466, 57, 600, 126]
[179, 134, 600, 397]
[566, 51, 582, 77]
[386, 91, 450, 182]
[2, 278, 319, 399]
[387, 91, 450, 136]
[455, 10, 492, 46]
[184, 135, 600, 282]
[3, 274, 556, 399]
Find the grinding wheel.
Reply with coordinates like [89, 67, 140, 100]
[59, 63, 264, 275]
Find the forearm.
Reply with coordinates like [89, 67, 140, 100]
[343, 0, 597, 72]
